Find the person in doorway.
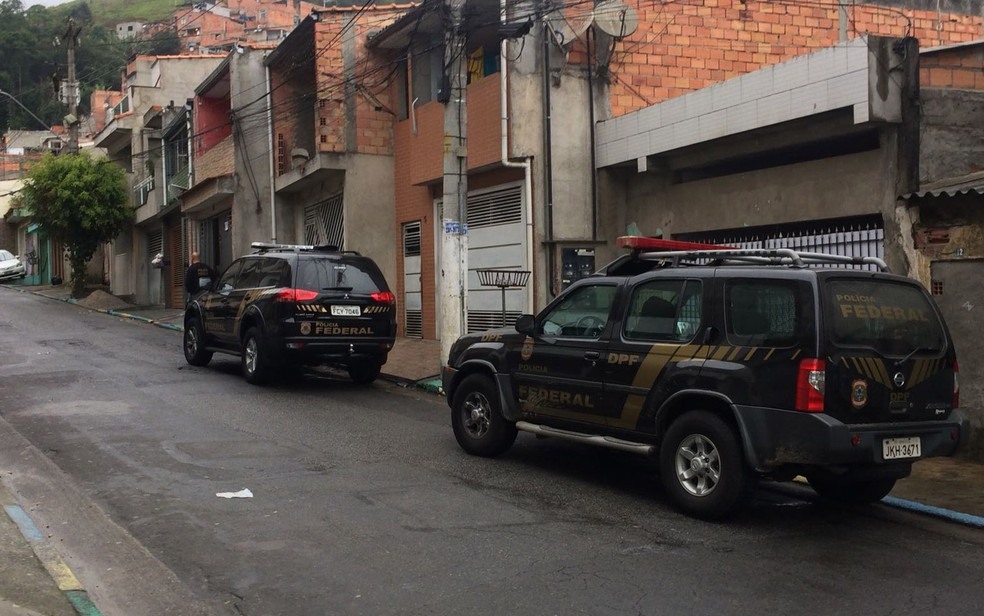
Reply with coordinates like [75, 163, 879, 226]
[184, 251, 216, 304]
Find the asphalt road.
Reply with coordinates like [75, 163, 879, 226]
[1, 288, 982, 616]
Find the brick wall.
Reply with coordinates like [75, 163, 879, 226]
[314, 8, 406, 156]
[921, 45, 984, 89]
[393, 118, 439, 338]
[195, 134, 234, 181]
[605, 0, 984, 116]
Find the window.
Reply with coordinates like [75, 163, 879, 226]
[236, 258, 265, 289]
[726, 280, 810, 347]
[295, 257, 387, 295]
[540, 284, 617, 339]
[216, 260, 243, 293]
[624, 280, 701, 341]
[825, 279, 945, 357]
[403, 221, 421, 257]
[411, 43, 443, 105]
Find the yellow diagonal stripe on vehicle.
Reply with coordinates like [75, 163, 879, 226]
[611, 345, 684, 430]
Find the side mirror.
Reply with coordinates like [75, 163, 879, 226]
[515, 314, 535, 336]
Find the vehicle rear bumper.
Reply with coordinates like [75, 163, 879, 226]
[733, 405, 970, 471]
[269, 336, 393, 364]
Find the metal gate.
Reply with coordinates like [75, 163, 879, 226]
[679, 218, 884, 271]
[305, 193, 344, 248]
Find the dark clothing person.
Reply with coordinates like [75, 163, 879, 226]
[184, 260, 216, 296]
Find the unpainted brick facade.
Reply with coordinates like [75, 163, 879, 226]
[601, 0, 983, 116]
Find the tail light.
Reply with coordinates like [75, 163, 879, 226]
[953, 360, 960, 409]
[796, 358, 826, 412]
[274, 288, 319, 302]
[371, 291, 396, 304]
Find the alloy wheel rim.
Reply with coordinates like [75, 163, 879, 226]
[245, 338, 258, 374]
[462, 392, 491, 439]
[185, 328, 198, 357]
[674, 433, 721, 497]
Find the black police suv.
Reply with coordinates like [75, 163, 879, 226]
[183, 243, 396, 385]
[442, 237, 968, 520]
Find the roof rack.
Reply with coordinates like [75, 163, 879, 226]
[635, 248, 890, 272]
[250, 242, 361, 256]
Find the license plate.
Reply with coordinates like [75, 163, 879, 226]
[882, 436, 921, 460]
[331, 305, 361, 317]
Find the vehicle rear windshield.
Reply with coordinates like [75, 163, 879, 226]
[0, 250, 14, 260]
[295, 256, 388, 295]
[825, 279, 946, 356]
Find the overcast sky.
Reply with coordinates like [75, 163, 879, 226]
[30, 0, 75, 6]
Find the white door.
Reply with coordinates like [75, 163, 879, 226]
[403, 221, 422, 338]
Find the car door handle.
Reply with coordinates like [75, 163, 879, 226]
[584, 351, 601, 361]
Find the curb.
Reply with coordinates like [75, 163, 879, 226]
[2, 504, 103, 616]
[6, 286, 187, 333]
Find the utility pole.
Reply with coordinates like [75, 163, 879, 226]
[62, 18, 82, 153]
[439, 0, 469, 366]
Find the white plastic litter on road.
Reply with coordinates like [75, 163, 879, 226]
[216, 488, 253, 499]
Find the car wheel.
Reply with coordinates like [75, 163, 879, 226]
[347, 361, 382, 385]
[451, 374, 517, 457]
[242, 327, 271, 385]
[660, 410, 750, 520]
[183, 318, 213, 366]
[807, 475, 896, 505]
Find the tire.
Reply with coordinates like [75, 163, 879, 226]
[451, 374, 517, 457]
[241, 327, 271, 385]
[808, 475, 896, 505]
[347, 361, 382, 385]
[183, 318, 213, 367]
[659, 410, 750, 520]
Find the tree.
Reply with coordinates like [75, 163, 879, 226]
[21, 151, 131, 297]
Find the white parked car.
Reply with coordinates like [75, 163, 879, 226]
[0, 249, 26, 282]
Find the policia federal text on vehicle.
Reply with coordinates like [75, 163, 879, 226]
[442, 237, 968, 519]
[183, 243, 396, 385]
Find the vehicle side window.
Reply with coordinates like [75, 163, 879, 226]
[540, 284, 616, 338]
[236, 259, 264, 289]
[215, 261, 243, 293]
[624, 280, 701, 341]
[726, 279, 808, 347]
[254, 258, 291, 288]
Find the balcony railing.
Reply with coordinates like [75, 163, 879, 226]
[133, 175, 154, 207]
[109, 95, 130, 120]
[168, 166, 190, 197]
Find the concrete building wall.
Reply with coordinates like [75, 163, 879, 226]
[343, 154, 396, 291]
[599, 140, 899, 264]
[920, 89, 984, 183]
[231, 46, 276, 254]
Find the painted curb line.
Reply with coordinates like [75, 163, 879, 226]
[2, 504, 104, 616]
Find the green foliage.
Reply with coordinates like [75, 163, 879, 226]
[22, 151, 131, 296]
[0, 0, 184, 134]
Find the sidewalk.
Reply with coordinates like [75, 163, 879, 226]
[1, 282, 982, 614]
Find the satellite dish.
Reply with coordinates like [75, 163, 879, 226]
[593, 1, 639, 39]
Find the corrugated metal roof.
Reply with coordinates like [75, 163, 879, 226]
[902, 170, 984, 200]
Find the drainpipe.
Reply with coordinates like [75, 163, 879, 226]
[586, 27, 597, 241]
[542, 19, 556, 296]
[500, 0, 533, 313]
[265, 64, 277, 243]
